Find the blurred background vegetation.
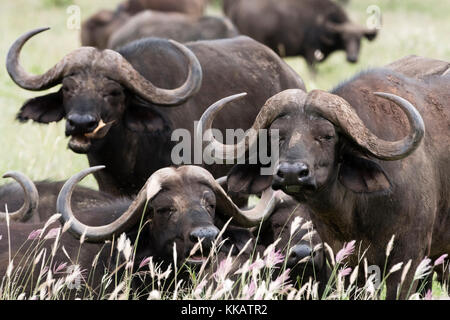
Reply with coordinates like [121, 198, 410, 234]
[0, 0, 449, 188]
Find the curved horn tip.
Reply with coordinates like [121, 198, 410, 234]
[34, 27, 51, 33]
[373, 92, 422, 112]
[2, 171, 15, 179]
[373, 92, 405, 99]
[373, 92, 390, 97]
[215, 176, 228, 188]
[91, 165, 106, 171]
[20, 27, 51, 37]
[2, 171, 29, 180]
[204, 92, 248, 112]
[84, 165, 106, 176]
[223, 92, 248, 101]
[83, 165, 106, 173]
[72, 165, 106, 180]
[168, 39, 181, 46]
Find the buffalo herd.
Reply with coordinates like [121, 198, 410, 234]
[1, 0, 448, 300]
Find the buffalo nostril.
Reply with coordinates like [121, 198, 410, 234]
[86, 120, 99, 131]
[190, 226, 219, 244]
[296, 163, 310, 180]
[290, 244, 312, 262]
[276, 163, 293, 179]
[189, 234, 198, 243]
[299, 168, 309, 178]
[67, 114, 99, 133]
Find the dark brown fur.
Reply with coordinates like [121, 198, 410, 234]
[119, 0, 208, 17]
[81, 0, 208, 49]
[108, 11, 239, 49]
[223, 0, 377, 66]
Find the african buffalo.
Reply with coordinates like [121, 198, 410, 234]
[199, 56, 450, 299]
[256, 192, 328, 292]
[81, 0, 209, 49]
[108, 11, 239, 50]
[7, 29, 305, 197]
[1, 170, 328, 290]
[0, 165, 277, 297]
[223, 0, 377, 68]
[219, 171, 328, 290]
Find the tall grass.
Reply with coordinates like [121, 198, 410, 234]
[1, 212, 448, 300]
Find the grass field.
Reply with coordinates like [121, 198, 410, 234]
[0, 0, 448, 299]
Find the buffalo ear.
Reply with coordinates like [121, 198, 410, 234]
[227, 164, 273, 195]
[364, 29, 378, 41]
[338, 154, 391, 193]
[16, 90, 64, 123]
[124, 103, 168, 133]
[91, 10, 114, 25]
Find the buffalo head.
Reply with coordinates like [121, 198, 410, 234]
[319, 19, 377, 63]
[7, 28, 202, 154]
[57, 166, 280, 265]
[199, 89, 424, 199]
[266, 197, 324, 275]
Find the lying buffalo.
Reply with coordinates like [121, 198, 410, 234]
[199, 56, 450, 299]
[256, 192, 328, 292]
[7, 28, 304, 197]
[81, 0, 209, 49]
[223, 0, 377, 68]
[0, 165, 276, 297]
[220, 171, 328, 290]
[108, 11, 239, 49]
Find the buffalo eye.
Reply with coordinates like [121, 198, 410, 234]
[62, 86, 72, 95]
[104, 90, 122, 99]
[156, 207, 176, 217]
[319, 134, 334, 142]
[201, 192, 216, 212]
[201, 198, 215, 212]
